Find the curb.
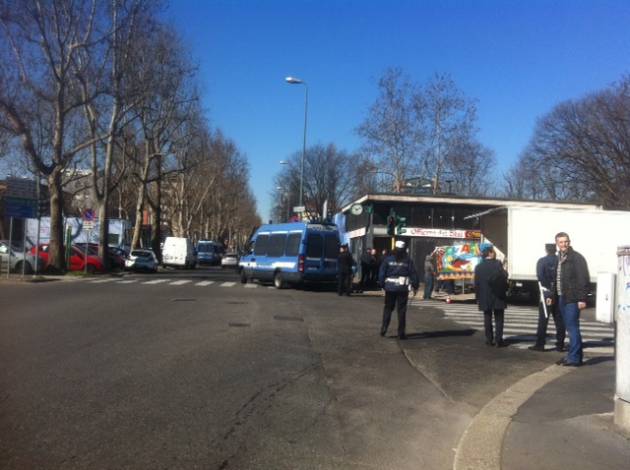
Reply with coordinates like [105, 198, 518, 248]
[453, 364, 573, 470]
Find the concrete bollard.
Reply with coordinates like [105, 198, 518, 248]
[614, 246, 630, 436]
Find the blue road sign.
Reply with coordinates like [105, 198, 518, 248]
[4, 196, 37, 218]
[83, 209, 95, 221]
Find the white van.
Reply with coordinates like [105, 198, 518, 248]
[162, 237, 196, 269]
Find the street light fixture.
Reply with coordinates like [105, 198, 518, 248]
[285, 76, 308, 209]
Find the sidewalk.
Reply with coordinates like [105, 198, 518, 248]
[502, 357, 630, 470]
[451, 354, 629, 470]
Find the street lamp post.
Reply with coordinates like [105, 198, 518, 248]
[285, 76, 308, 209]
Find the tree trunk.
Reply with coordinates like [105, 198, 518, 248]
[150, 154, 162, 262]
[97, 201, 109, 268]
[131, 154, 152, 250]
[47, 168, 66, 272]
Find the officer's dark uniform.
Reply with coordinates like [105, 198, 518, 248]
[378, 247, 419, 339]
[337, 247, 355, 296]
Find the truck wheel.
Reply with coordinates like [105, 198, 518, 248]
[274, 271, 285, 289]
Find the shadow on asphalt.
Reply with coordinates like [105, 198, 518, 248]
[404, 329, 476, 340]
[583, 356, 614, 366]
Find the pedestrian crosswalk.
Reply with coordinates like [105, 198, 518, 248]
[410, 300, 615, 354]
[80, 277, 259, 288]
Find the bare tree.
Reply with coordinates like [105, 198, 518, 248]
[506, 76, 630, 208]
[357, 68, 424, 192]
[272, 144, 361, 221]
[0, 0, 102, 271]
[418, 73, 478, 193]
[358, 69, 494, 196]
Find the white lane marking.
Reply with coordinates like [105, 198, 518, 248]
[90, 278, 119, 284]
[220, 282, 236, 287]
[195, 280, 214, 286]
[117, 280, 138, 284]
[445, 320, 613, 339]
[244, 284, 258, 288]
[442, 314, 612, 332]
[142, 279, 168, 285]
[170, 280, 191, 285]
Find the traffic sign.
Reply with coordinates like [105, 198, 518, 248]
[293, 205, 306, 213]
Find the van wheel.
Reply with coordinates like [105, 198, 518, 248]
[274, 271, 285, 289]
[240, 270, 248, 284]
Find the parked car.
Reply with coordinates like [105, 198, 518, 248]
[220, 252, 239, 269]
[0, 240, 36, 274]
[196, 240, 223, 266]
[125, 249, 159, 272]
[29, 244, 105, 273]
[162, 237, 196, 269]
[84, 243, 126, 271]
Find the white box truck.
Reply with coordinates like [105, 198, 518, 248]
[468, 206, 630, 300]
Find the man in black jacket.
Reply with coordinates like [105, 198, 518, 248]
[529, 244, 566, 352]
[337, 244, 355, 296]
[555, 232, 590, 367]
[474, 244, 508, 347]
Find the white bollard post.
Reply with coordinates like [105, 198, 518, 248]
[615, 246, 630, 435]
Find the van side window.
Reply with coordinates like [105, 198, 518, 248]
[324, 236, 340, 258]
[285, 233, 301, 256]
[306, 234, 323, 258]
[254, 235, 269, 255]
[268, 234, 287, 257]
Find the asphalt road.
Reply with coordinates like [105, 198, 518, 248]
[0, 268, 583, 469]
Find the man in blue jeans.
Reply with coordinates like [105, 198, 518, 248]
[554, 232, 590, 367]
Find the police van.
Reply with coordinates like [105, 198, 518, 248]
[239, 222, 340, 289]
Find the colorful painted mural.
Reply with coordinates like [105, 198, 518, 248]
[436, 242, 482, 280]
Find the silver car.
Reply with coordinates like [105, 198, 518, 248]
[0, 241, 37, 274]
[125, 249, 159, 272]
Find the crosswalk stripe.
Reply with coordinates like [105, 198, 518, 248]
[116, 280, 137, 284]
[170, 280, 191, 285]
[195, 280, 214, 286]
[444, 320, 613, 339]
[413, 301, 615, 350]
[89, 278, 119, 284]
[442, 314, 612, 331]
[142, 279, 168, 285]
[221, 282, 236, 287]
[244, 284, 258, 288]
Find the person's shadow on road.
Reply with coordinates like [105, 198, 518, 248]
[403, 329, 476, 340]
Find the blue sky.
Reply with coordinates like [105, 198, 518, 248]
[168, 0, 630, 220]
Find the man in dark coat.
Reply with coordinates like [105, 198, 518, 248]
[337, 244, 355, 296]
[529, 244, 566, 352]
[555, 232, 590, 367]
[378, 240, 420, 340]
[423, 252, 435, 300]
[360, 248, 376, 291]
[474, 244, 508, 347]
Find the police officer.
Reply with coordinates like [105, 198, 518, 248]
[337, 244, 355, 296]
[378, 240, 420, 340]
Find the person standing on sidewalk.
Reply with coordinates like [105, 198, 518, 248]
[474, 244, 508, 347]
[378, 240, 419, 340]
[337, 244, 355, 296]
[423, 252, 435, 300]
[555, 232, 590, 367]
[529, 244, 566, 352]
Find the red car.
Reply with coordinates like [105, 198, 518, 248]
[30, 244, 105, 273]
